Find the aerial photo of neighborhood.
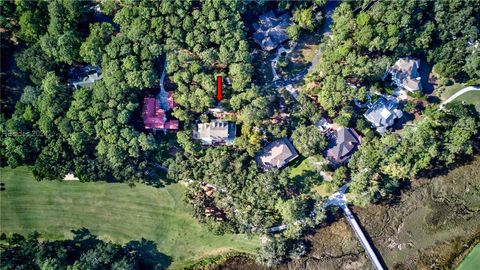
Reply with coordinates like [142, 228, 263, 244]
[1, 0, 480, 269]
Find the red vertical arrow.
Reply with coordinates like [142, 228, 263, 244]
[216, 76, 223, 101]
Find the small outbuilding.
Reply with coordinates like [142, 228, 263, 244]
[315, 118, 332, 133]
[64, 173, 79, 181]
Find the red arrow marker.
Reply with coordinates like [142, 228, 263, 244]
[216, 76, 223, 101]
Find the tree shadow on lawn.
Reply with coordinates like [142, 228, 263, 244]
[126, 238, 173, 269]
[291, 170, 323, 194]
[71, 228, 172, 269]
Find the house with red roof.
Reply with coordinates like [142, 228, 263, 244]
[143, 91, 179, 131]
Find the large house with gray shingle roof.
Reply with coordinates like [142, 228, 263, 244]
[256, 138, 298, 171]
[326, 128, 361, 167]
[387, 58, 422, 92]
[253, 10, 291, 51]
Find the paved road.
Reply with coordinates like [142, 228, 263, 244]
[159, 58, 167, 93]
[440, 86, 480, 108]
[308, 0, 339, 71]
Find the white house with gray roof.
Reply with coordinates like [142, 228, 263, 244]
[69, 66, 103, 89]
[364, 96, 403, 133]
[387, 58, 422, 92]
[193, 120, 236, 146]
[72, 73, 102, 88]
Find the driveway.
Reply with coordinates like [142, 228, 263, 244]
[440, 86, 480, 108]
[267, 1, 340, 93]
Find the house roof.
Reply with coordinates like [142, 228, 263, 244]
[253, 10, 291, 51]
[167, 91, 176, 109]
[143, 97, 179, 130]
[402, 77, 422, 92]
[193, 121, 236, 145]
[392, 58, 419, 74]
[255, 138, 298, 170]
[157, 90, 177, 112]
[364, 96, 403, 133]
[326, 128, 361, 166]
[72, 73, 103, 88]
[64, 173, 79, 181]
[202, 184, 216, 197]
[390, 58, 422, 92]
[69, 66, 103, 88]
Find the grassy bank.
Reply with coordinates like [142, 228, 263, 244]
[0, 167, 259, 269]
[440, 83, 480, 112]
[441, 83, 465, 100]
[451, 91, 480, 112]
[457, 244, 480, 270]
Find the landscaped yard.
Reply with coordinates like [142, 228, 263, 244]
[0, 167, 259, 269]
[457, 244, 480, 270]
[276, 33, 322, 80]
[289, 157, 334, 197]
[289, 157, 315, 179]
[290, 32, 323, 64]
[441, 83, 467, 100]
[311, 182, 334, 197]
[438, 82, 480, 112]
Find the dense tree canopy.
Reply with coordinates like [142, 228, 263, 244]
[292, 125, 327, 157]
[428, 0, 480, 80]
[307, 0, 480, 117]
[1, 0, 261, 183]
[169, 147, 326, 237]
[1, 2, 479, 266]
[0, 230, 171, 269]
[348, 104, 479, 205]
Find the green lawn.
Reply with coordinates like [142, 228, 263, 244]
[451, 91, 480, 112]
[288, 157, 334, 197]
[289, 157, 314, 179]
[441, 83, 465, 100]
[311, 182, 334, 197]
[440, 83, 480, 112]
[457, 244, 480, 270]
[290, 32, 323, 63]
[0, 167, 259, 269]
